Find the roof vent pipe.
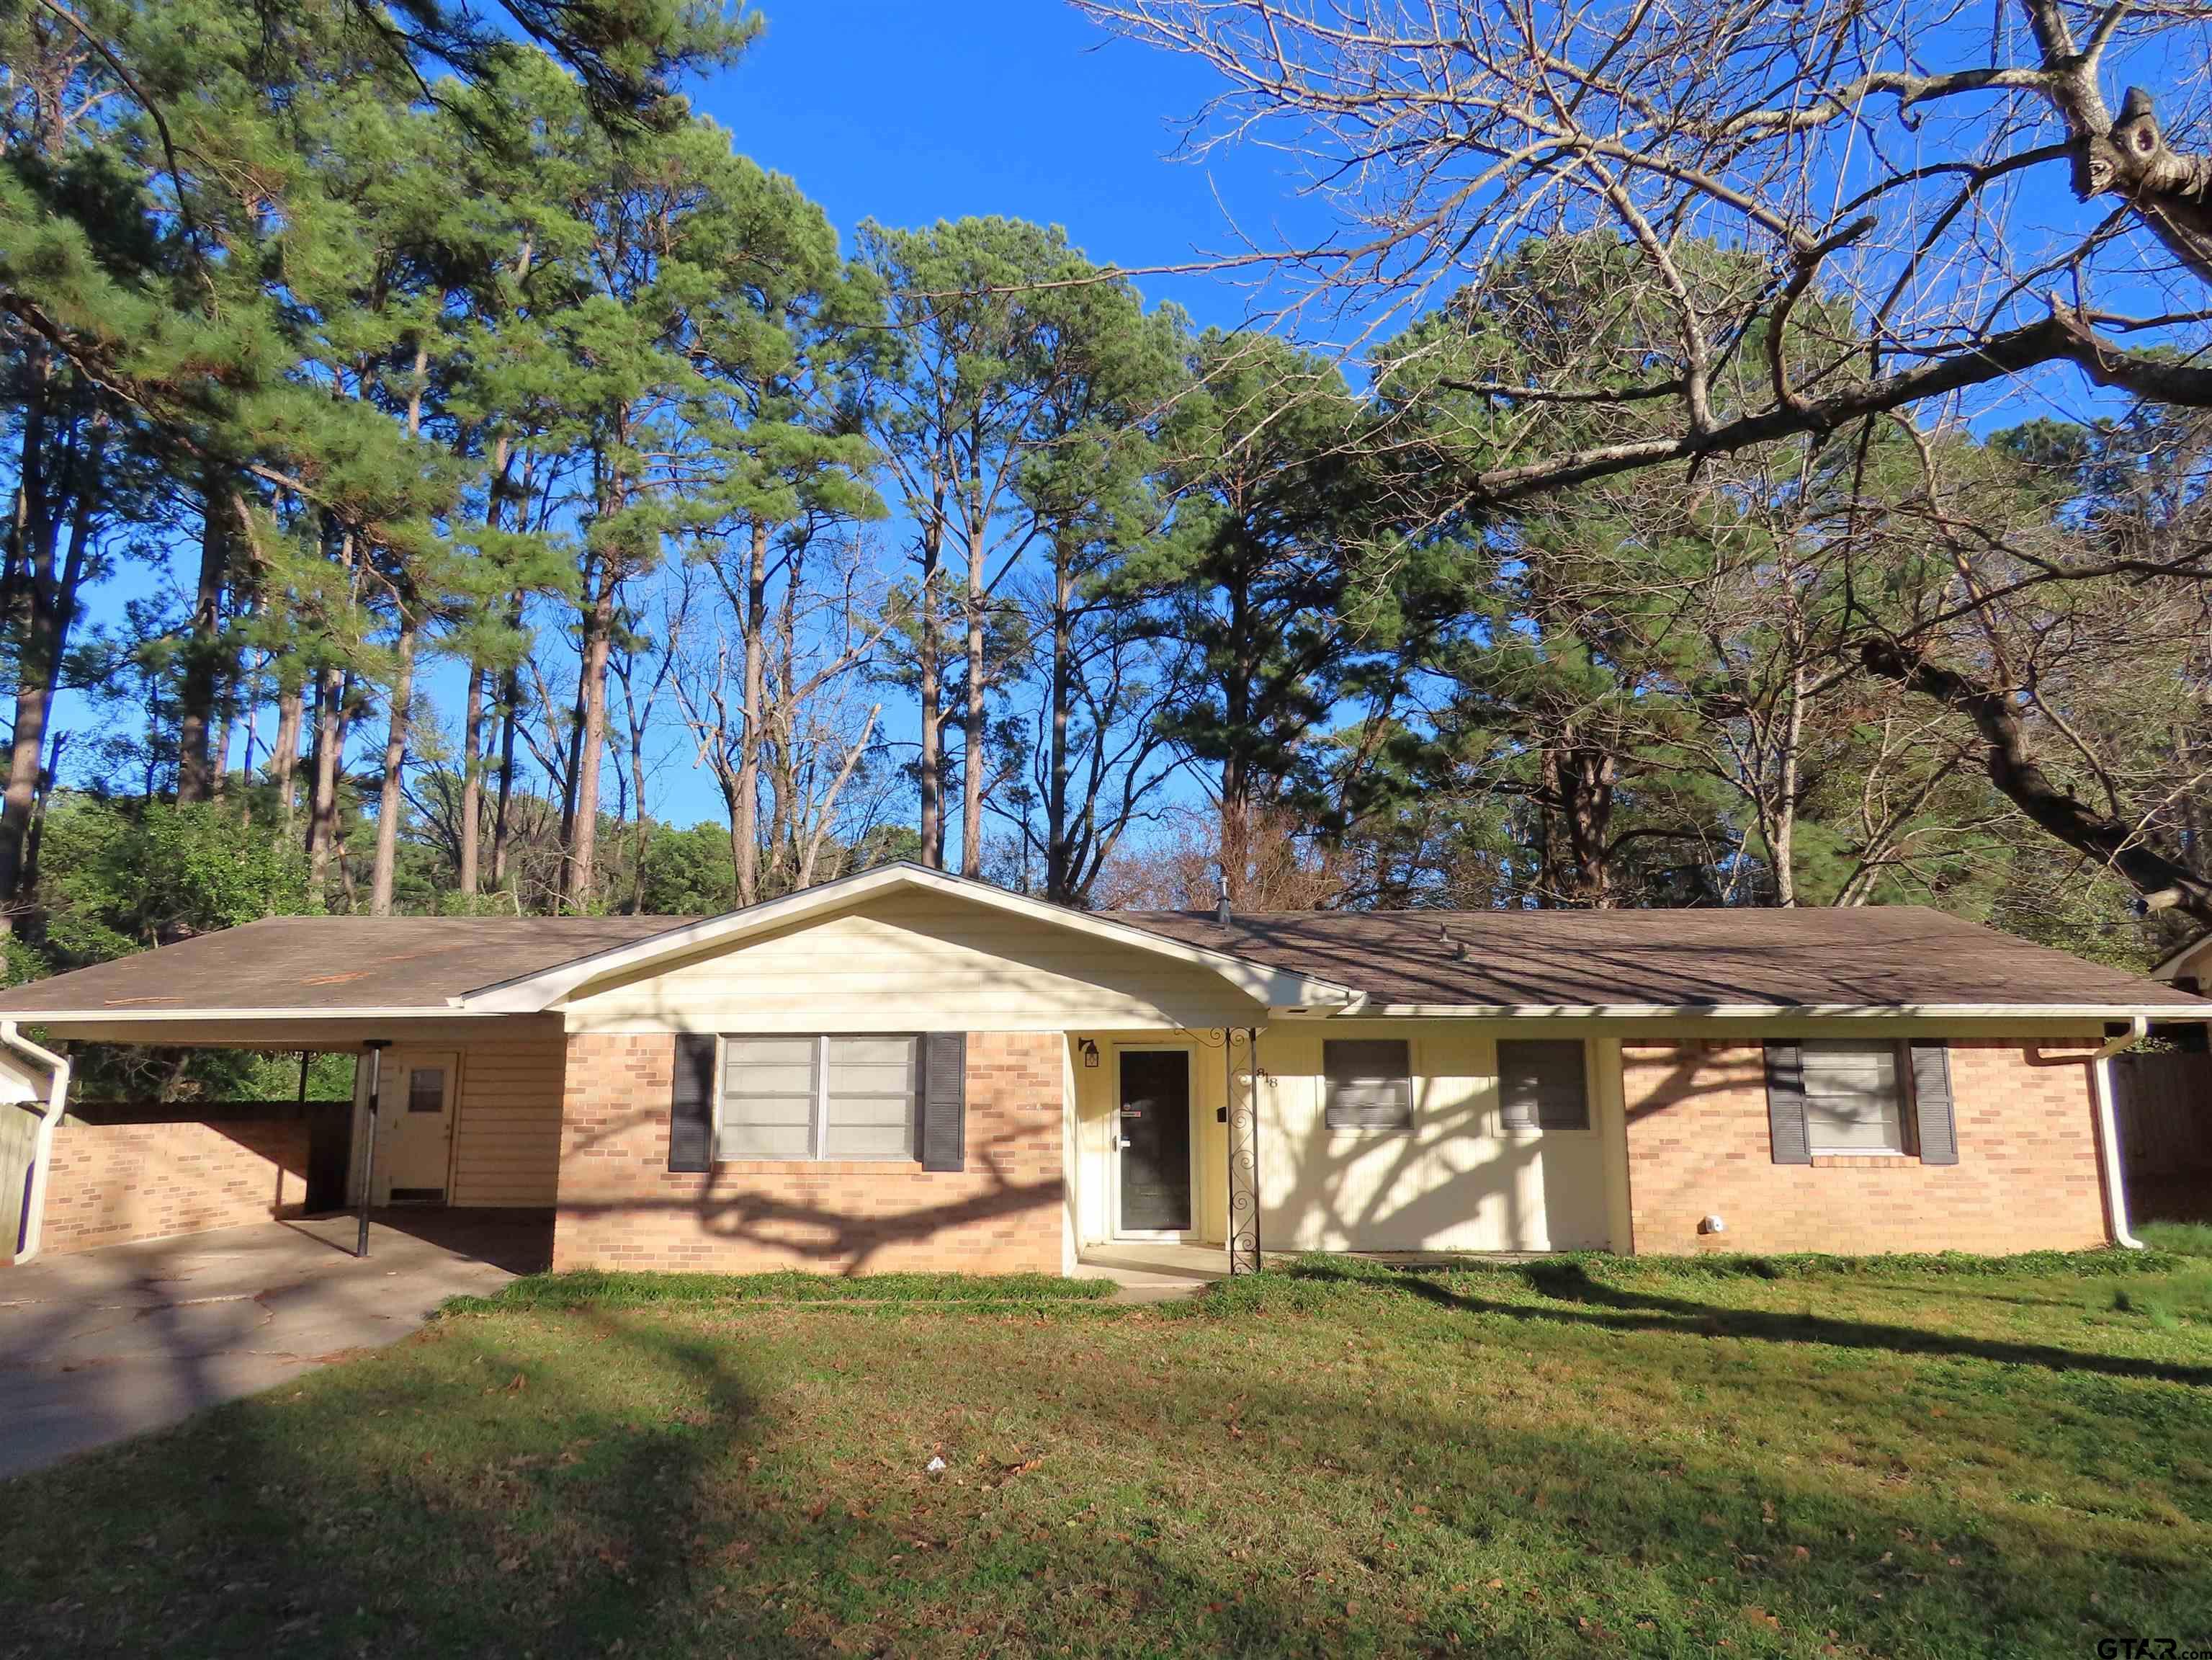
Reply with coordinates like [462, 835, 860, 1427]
[1214, 893, 1232, 926]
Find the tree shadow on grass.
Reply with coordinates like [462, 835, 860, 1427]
[1283, 1257, 2212, 1387]
[2, 1298, 2208, 1659]
[0, 1307, 1338, 1660]
[0, 1310, 784, 1657]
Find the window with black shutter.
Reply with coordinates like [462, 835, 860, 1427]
[712, 1034, 921, 1162]
[1767, 1038, 1961, 1165]
[1800, 1040, 1908, 1155]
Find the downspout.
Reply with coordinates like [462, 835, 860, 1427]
[2, 1019, 71, 1264]
[2091, 1016, 2149, 1251]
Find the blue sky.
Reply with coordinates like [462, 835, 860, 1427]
[699, 3, 1298, 336]
[670, 4, 1291, 836]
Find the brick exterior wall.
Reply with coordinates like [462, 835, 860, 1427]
[34, 1117, 308, 1257]
[1621, 1038, 2110, 1255]
[551, 1031, 1064, 1274]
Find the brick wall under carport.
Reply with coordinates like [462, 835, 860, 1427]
[29, 1117, 308, 1258]
[550, 1031, 1064, 1274]
[1621, 1037, 2111, 1255]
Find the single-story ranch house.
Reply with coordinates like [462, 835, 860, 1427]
[3, 864, 2206, 1271]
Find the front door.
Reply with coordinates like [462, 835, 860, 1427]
[381, 1053, 457, 1204]
[1116, 1050, 1193, 1236]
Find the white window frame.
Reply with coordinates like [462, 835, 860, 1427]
[717, 1033, 920, 1164]
[1800, 1039, 1911, 1158]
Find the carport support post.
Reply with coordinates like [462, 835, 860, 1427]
[357, 1040, 390, 1259]
[1224, 1027, 1262, 1276]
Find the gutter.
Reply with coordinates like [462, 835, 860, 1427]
[0, 1007, 516, 1027]
[2091, 1015, 2150, 1251]
[1, 1019, 71, 1264]
[1269, 1001, 2212, 1022]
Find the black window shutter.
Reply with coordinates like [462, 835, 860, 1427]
[668, 1033, 717, 1174]
[1763, 1042, 1812, 1164]
[1909, 1040, 1958, 1165]
[919, 1032, 967, 1172]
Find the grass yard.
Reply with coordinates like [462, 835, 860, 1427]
[4, 1251, 2212, 1659]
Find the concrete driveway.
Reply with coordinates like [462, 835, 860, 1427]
[0, 1211, 548, 1481]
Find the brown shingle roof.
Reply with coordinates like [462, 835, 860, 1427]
[1118, 905, 2210, 1011]
[0, 914, 696, 1013]
[0, 880, 2198, 1019]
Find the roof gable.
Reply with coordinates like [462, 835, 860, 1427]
[461, 865, 1358, 1014]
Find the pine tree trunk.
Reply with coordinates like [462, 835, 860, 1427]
[175, 471, 232, 804]
[719, 769, 747, 905]
[22, 719, 67, 898]
[369, 613, 418, 915]
[961, 483, 986, 879]
[1770, 655, 1805, 907]
[210, 702, 233, 803]
[0, 398, 102, 930]
[272, 671, 304, 836]
[564, 564, 617, 911]
[627, 705, 650, 914]
[305, 666, 348, 890]
[916, 508, 945, 870]
[462, 403, 524, 901]
[1045, 549, 1075, 904]
[458, 665, 484, 896]
[1220, 567, 1253, 906]
[767, 581, 802, 892]
[0, 612, 58, 929]
[334, 814, 360, 912]
[232, 649, 261, 827]
[766, 700, 796, 893]
[733, 522, 769, 906]
[1542, 733, 1615, 907]
[492, 666, 519, 890]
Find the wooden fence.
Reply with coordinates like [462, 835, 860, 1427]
[2110, 1050, 2212, 1200]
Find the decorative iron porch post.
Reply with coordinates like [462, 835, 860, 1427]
[1224, 1026, 1262, 1275]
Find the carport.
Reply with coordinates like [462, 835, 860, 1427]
[0, 914, 680, 1265]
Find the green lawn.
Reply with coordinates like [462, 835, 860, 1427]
[6, 1252, 2212, 1659]
[2139, 1218, 2212, 1257]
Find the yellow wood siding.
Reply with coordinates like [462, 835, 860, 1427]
[561, 894, 1266, 1035]
[1249, 1022, 1620, 1254]
[447, 1016, 567, 1207]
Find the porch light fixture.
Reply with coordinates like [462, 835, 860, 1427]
[1080, 1039, 1101, 1068]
